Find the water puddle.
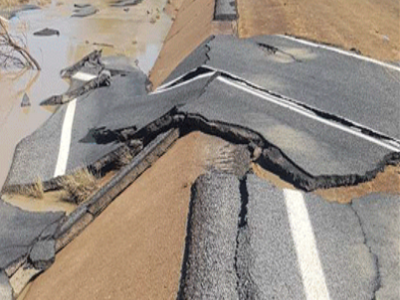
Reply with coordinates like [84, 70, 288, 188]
[0, 0, 172, 188]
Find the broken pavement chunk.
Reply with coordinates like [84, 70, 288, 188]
[60, 49, 104, 79]
[29, 240, 56, 270]
[40, 71, 111, 106]
[71, 5, 98, 17]
[0, 271, 13, 300]
[21, 93, 30, 107]
[111, 0, 143, 7]
[73, 3, 91, 8]
[33, 28, 60, 37]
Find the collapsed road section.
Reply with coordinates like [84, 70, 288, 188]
[1, 31, 399, 300]
[3, 39, 399, 193]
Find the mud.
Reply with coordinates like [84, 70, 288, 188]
[236, 0, 400, 62]
[21, 132, 226, 300]
[0, 0, 173, 188]
[252, 162, 295, 190]
[1, 191, 76, 213]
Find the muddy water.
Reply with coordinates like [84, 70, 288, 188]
[0, 0, 172, 188]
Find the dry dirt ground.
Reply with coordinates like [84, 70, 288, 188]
[149, 0, 215, 88]
[21, 132, 230, 300]
[237, 0, 400, 62]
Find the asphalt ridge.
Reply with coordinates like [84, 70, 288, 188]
[179, 172, 241, 299]
[180, 77, 393, 177]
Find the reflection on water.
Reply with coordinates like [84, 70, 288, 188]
[0, 0, 172, 188]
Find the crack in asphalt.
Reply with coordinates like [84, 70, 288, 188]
[350, 201, 382, 300]
[213, 70, 400, 147]
[257, 42, 302, 63]
[234, 176, 259, 299]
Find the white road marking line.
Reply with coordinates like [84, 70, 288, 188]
[284, 189, 331, 300]
[54, 99, 77, 177]
[152, 72, 215, 94]
[71, 71, 97, 82]
[206, 64, 400, 146]
[218, 76, 400, 152]
[156, 67, 200, 90]
[278, 35, 400, 72]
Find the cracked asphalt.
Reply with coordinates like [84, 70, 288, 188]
[5, 35, 400, 186]
[1, 32, 399, 300]
[178, 172, 399, 300]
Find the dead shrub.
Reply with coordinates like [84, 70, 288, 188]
[115, 149, 134, 169]
[10, 176, 44, 199]
[59, 168, 98, 204]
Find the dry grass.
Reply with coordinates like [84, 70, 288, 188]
[8, 176, 45, 199]
[115, 149, 134, 169]
[59, 169, 98, 205]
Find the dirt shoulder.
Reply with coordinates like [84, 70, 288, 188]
[237, 0, 400, 62]
[21, 132, 227, 300]
[149, 0, 215, 88]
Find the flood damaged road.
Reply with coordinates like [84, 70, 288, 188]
[1, 1, 399, 298]
[4, 35, 400, 189]
[0, 0, 172, 188]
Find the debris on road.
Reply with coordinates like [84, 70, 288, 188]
[71, 5, 98, 18]
[20, 93, 30, 107]
[33, 28, 60, 37]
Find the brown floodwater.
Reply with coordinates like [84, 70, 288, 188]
[0, 0, 172, 188]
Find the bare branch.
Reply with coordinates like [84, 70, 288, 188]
[0, 17, 41, 70]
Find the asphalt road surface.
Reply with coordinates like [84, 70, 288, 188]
[1, 34, 399, 300]
[5, 35, 400, 187]
[179, 172, 399, 300]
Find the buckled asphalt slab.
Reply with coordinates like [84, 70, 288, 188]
[0, 200, 64, 271]
[172, 35, 400, 140]
[4, 35, 400, 190]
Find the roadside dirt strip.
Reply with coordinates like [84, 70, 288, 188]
[236, 0, 400, 62]
[149, 0, 215, 88]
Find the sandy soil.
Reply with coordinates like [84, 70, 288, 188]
[315, 165, 400, 204]
[237, 0, 400, 62]
[149, 0, 215, 88]
[253, 162, 400, 204]
[252, 162, 296, 190]
[22, 132, 227, 300]
[2, 190, 76, 213]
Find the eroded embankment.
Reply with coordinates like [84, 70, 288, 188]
[103, 107, 400, 193]
[6, 101, 400, 201]
[20, 131, 244, 300]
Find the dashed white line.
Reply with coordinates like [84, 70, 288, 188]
[71, 71, 97, 82]
[54, 99, 77, 177]
[284, 189, 331, 300]
[218, 76, 400, 152]
[152, 72, 215, 94]
[278, 35, 400, 73]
